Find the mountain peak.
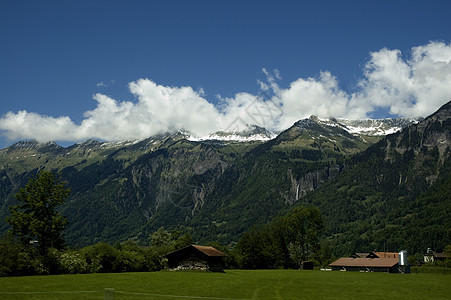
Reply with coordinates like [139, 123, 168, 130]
[5, 140, 62, 153]
[428, 99, 451, 120]
[298, 115, 419, 137]
[337, 118, 418, 136]
[194, 125, 275, 142]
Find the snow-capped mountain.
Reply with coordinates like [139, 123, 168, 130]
[307, 116, 418, 137]
[199, 125, 276, 142]
[191, 116, 418, 143]
[336, 118, 419, 136]
[0, 117, 419, 153]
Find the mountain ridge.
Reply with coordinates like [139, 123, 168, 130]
[296, 100, 450, 253]
[1, 116, 418, 151]
[0, 106, 448, 254]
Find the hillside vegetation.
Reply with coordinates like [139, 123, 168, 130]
[0, 102, 449, 256]
[298, 101, 451, 254]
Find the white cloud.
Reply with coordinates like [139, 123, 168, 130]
[96, 80, 115, 88]
[0, 111, 78, 142]
[0, 41, 450, 144]
[356, 41, 451, 117]
[272, 41, 451, 129]
[276, 71, 353, 129]
[0, 81, 222, 143]
[76, 80, 222, 141]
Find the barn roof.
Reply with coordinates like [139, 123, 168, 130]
[164, 245, 227, 258]
[329, 257, 399, 268]
[191, 245, 227, 257]
[430, 252, 448, 258]
[373, 252, 398, 258]
[351, 252, 371, 258]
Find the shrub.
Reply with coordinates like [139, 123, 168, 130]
[81, 243, 118, 273]
[0, 235, 45, 276]
[57, 250, 89, 274]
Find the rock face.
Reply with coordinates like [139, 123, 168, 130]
[126, 143, 227, 217]
[286, 164, 343, 204]
[387, 101, 450, 163]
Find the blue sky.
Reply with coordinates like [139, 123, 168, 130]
[1, 0, 451, 148]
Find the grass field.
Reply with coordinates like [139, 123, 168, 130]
[0, 270, 450, 300]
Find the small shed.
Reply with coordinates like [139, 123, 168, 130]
[300, 261, 314, 270]
[165, 245, 228, 272]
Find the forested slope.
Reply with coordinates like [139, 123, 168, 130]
[298, 101, 451, 254]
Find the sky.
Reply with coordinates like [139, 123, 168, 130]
[0, 0, 450, 148]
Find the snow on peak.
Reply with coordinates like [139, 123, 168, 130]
[336, 118, 418, 136]
[303, 115, 418, 136]
[190, 125, 276, 142]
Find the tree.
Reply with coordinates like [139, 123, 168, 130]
[0, 234, 37, 276]
[234, 224, 275, 269]
[149, 227, 173, 248]
[7, 170, 70, 255]
[234, 206, 324, 269]
[171, 230, 194, 250]
[149, 227, 194, 255]
[285, 206, 323, 264]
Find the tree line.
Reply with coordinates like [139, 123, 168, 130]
[0, 171, 189, 276]
[232, 206, 331, 269]
[0, 170, 333, 276]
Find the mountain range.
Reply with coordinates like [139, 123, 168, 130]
[0, 104, 449, 255]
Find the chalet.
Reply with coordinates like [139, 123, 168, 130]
[165, 245, 228, 272]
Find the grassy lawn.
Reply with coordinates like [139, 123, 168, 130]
[0, 270, 449, 299]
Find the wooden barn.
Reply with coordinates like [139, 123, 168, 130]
[329, 257, 399, 273]
[165, 245, 228, 272]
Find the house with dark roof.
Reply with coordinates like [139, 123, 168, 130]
[164, 245, 228, 272]
[424, 251, 448, 263]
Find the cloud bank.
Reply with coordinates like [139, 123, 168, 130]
[1, 41, 450, 143]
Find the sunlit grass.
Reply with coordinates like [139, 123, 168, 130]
[0, 269, 449, 300]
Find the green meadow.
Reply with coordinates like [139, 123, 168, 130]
[0, 270, 449, 300]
